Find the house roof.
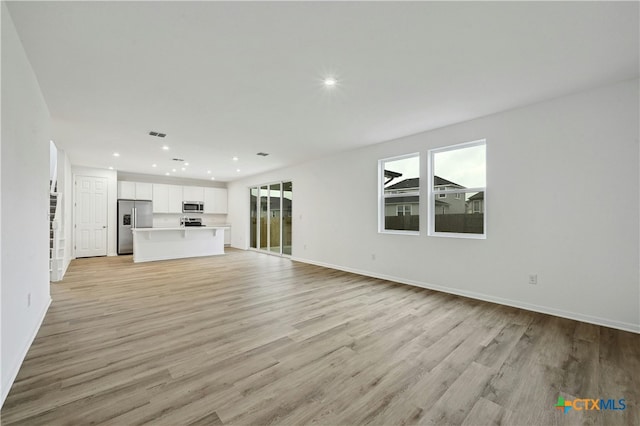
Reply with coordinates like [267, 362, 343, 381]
[384, 196, 449, 206]
[468, 192, 484, 201]
[385, 176, 464, 190]
[385, 178, 419, 190]
[434, 176, 465, 188]
[384, 196, 419, 204]
[384, 170, 403, 179]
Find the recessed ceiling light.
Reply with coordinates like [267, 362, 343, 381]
[113, 152, 120, 157]
[210, 177, 215, 180]
[165, 172, 170, 176]
[236, 168, 241, 172]
[162, 146, 169, 151]
[232, 156, 239, 161]
[184, 162, 189, 166]
[108, 166, 114, 170]
[152, 164, 157, 168]
[323, 77, 337, 87]
[172, 168, 176, 172]
[181, 167, 186, 171]
[207, 170, 211, 174]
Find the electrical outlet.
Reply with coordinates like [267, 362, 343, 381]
[528, 274, 538, 285]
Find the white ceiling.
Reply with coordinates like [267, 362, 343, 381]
[6, 1, 639, 182]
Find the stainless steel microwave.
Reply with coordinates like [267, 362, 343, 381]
[182, 201, 204, 213]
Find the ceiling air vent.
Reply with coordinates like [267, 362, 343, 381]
[256, 152, 269, 156]
[172, 158, 184, 162]
[149, 131, 167, 138]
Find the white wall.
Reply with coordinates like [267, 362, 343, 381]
[228, 78, 640, 333]
[71, 166, 118, 257]
[1, 3, 52, 405]
[57, 149, 73, 274]
[49, 140, 57, 191]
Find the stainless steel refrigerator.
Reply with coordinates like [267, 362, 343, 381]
[117, 200, 153, 255]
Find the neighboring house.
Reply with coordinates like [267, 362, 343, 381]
[266, 196, 293, 218]
[466, 191, 484, 214]
[432, 176, 466, 215]
[384, 177, 419, 217]
[384, 176, 466, 216]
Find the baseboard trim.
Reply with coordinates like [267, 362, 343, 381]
[1, 297, 52, 407]
[291, 256, 639, 334]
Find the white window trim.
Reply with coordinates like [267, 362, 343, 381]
[427, 139, 486, 239]
[378, 152, 420, 235]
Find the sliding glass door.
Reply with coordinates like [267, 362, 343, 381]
[249, 181, 292, 256]
[282, 182, 292, 255]
[259, 186, 268, 250]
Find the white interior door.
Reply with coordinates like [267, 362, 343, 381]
[75, 175, 108, 257]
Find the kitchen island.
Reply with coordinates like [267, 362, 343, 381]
[132, 227, 225, 263]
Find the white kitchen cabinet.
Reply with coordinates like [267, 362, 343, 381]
[153, 184, 183, 213]
[204, 187, 228, 214]
[118, 181, 136, 199]
[152, 184, 169, 213]
[168, 185, 183, 213]
[119, 181, 153, 200]
[183, 186, 204, 202]
[135, 182, 153, 200]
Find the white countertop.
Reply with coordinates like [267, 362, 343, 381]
[132, 226, 226, 232]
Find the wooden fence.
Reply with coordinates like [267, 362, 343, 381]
[435, 214, 484, 234]
[385, 215, 419, 231]
[385, 214, 483, 234]
[251, 217, 292, 248]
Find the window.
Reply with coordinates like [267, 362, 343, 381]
[379, 153, 419, 233]
[428, 140, 486, 238]
[396, 205, 411, 216]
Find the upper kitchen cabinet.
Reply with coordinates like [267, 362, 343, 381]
[118, 181, 136, 199]
[168, 185, 183, 213]
[183, 186, 204, 202]
[135, 183, 153, 200]
[118, 181, 153, 200]
[152, 184, 169, 213]
[204, 188, 228, 214]
[153, 184, 183, 213]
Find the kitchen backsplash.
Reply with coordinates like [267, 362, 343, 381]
[152, 214, 229, 228]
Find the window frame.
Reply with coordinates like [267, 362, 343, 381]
[378, 152, 420, 235]
[427, 139, 486, 239]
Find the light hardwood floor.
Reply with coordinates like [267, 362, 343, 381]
[2, 249, 639, 425]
